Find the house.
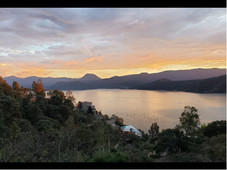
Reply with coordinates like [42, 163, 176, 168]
[80, 101, 97, 113]
[121, 125, 142, 137]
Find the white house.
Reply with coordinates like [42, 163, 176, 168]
[121, 125, 142, 137]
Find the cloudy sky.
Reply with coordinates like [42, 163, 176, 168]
[0, 8, 226, 78]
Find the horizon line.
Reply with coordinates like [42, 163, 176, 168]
[2, 67, 226, 79]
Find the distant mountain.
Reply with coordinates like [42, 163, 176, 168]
[80, 73, 101, 81]
[146, 68, 226, 81]
[136, 75, 226, 93]
[50, 80, 90, 90]
[4, 76, 75, 88]
[93, 68, 227, 89]
[2, 68, 226, 92]
[3, 74, 101, 89]
[50, 68, 225, 90]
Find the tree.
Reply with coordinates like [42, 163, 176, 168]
[12, 81, 22, 99]
[66, 90, 76, 104]
[64, 90, 75, 110]
[203, 120, 226, 138]
[59, 105, 72, 123]
[155, 128, 188, 155]
[12, 81, 20, 91]
[25, 103, 43, 123]
[20, 85, 28, 97]
[49, 90, 66, 106]
[77, 101, 82, 111]
[0, 77, 12, 95]
[47, 89, 54, 97]
[32, 79, 45, 97]
[179, 106, 200, 136]
[148, 122, 159, 139]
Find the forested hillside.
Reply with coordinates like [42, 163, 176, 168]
[0, 76, 226, 164]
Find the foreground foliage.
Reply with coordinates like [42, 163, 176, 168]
[0, 77, 226, 162]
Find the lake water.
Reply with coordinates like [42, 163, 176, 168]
[70, 89, 226, 132]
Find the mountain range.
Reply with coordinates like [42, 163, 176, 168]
[3, 68, 226, 93]
[136, 75, 226, 93]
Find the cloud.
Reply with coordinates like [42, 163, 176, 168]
[84, 57, 103, 63]
[0, 8, 225, 78]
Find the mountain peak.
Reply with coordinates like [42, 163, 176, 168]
[80, 73, 100, 81]
[140, 72, 148, 75]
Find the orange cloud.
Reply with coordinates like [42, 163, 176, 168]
[84, 57, 103, 63]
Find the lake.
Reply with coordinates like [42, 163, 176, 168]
[70, 89, 226, 132]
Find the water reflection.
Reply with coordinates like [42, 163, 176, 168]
[71, 89, 226, 132]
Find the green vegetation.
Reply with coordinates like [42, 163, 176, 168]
[178, 106, 200, 136]
[0, 76, 226, 162]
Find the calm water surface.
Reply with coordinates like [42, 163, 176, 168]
[71, 89, 226, 132]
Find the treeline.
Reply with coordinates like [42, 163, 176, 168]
[0, 77, 226, 162]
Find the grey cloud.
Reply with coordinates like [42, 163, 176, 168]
[0, 8, 225, 62]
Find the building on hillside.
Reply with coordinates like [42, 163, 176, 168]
[80, 101, 97, 113]
[121, 125, 142, 137]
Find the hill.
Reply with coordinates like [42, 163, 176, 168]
[136, 75, 226, 93]
[49, 68, 226, 91]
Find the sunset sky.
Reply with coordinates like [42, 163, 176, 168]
[0, 8, 226, 78]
